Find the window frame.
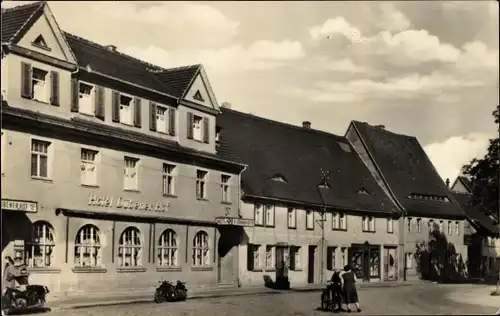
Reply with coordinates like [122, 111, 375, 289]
[162, 163, 176, 196]
[192, 115, 203, 142]
[416, 218, 422, 233]
[220, 174, 231, 203]
[252, 244, 261, 270]
[265, 245, 275, 270]
[27, 221, 55, 268]
[156, 105, 169, 134]
[192, 230, 210, 267]
[74, 224, 102, 268]
[80, 148, 99, 186]
[332, 212, 347, 231]
[264, 205, 275, 227]
[30, 138, 52, 180]
[455, 221, 460, 236]
[117, 227, 143, 268]
[306, 210, 315, 230]
[78, 81, 95, 116]
[123, 156, 140, 191]
[157, 229, 178, 267]
[119, 93, 134, 125]
[31, 67, 49, 103]
[254, 204, 264, 226]
[196, 169, 208, 200]
[362, 216, 375, 232]
[407, 217, 412, 233]
[387, 218, 394, 234]
[447, 220, 453, 235]
[287, 207, 297, 229]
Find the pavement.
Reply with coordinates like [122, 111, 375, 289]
[48, 280, 417, 311]
[446, 284, 500, 308]
[36, 282, 499, 316]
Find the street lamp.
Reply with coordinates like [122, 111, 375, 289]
[317, 168, 330, 284]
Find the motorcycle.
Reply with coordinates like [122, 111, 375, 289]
[1, 264, 50, 315]
[154, 280, 188, 303]
[320, 280, 334, 311]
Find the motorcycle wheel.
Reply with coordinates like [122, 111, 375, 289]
[320, 291, 328, 310]
[154, 290, 165, 304]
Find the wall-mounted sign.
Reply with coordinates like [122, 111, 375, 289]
[215, 217, 254, 227]
[88, 194, 170, 212]
[1, 199, 38, 213]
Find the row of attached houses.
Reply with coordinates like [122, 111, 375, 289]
[1, 1, 469, 300]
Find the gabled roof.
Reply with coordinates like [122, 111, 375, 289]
[1, 1, 45, 44]
[217, 108, 398, 214]
[451, 175, 473, 193]
[63, 33, 200, 99]
[452, 192, 498, 237]
[351, 121, 465, 218]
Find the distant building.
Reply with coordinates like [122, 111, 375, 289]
[451, 176, 499, 279]
[346, 121, 468, 281]
[1, 1, 247, 299]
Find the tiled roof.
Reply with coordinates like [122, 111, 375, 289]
[63, 33, 200, 99]
[1, 1, 44, 43]
[352, 121, 466, 218]
[217, 108, 398, 214]
[453, 192, 498, 236]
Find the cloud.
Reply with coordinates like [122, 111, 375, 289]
[376, 3, 411, 32]
[310, 17, 364, 42]
[122, 39, 305, 76]
[424, 133, 491, 181]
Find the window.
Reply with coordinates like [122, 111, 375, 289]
[162, 163, 175, 195]
[287, 208, 297, 229]
[252, 245, 261, 270]
[215, 126, 221, 142]
[192, 231, 210, 267]
[1, 130, 5, 172]
[32, 68, 48, 102]
[124, 157, 139, 190]
[363, 216, 375, 232]
[192, 115, 203, 141]
[119, 95, 133, 125]
[428, 219, 434, 231]
[387, 218, 394, 233]
[26, 221, 55, 268]
[405, 252, 413, 269]
[407, 217, 412, 232]
[81, 149, 98, 186]
[290, 246, 301, 270]
[265, 245, 275, 270]
[118, 227, 142, 267]
[221, 174, 230, 202]
[416, 218, 422, 233]
[79, 82, 94, 115]
[157, 229, 178, 267]
[306, 210, 314, 230]
[455, 221, 460, 236]
[439, 220, 444, 232]
[74, 224, 101, 268]
[156, 106, 169, 133]
[332, 212, 347, 230]
[196, 170, 208, 199]
[264, 205, 275, 227]
[255, 204, 264, 226]
[328, 247, 337, 270]
[31, 139, 50, 179]
[447, 221, 453, 235]
[341, 247, 348, 267]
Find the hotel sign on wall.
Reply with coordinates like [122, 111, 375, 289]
[88, 194, 170, 213]
[1, 199, 38, 213]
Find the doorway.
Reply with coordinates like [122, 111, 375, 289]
[308, 245, 316, 284]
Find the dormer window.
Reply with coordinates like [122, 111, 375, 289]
[192, 115, 203, 141]
[215, 126, 221, 142]
[407, 193, 450, 202]
[79, 83, 94, 115]
[193, 90, 205, 102]
[358, 188, 370, 195]
[32, 68, 48, 102]
[156, 106, 169, 134]
[318, 183, 331, 189]
[270, 174, 287, 183]
[119, 95, 133, 125]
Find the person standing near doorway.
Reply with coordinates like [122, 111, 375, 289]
[341, 265, 362, 313]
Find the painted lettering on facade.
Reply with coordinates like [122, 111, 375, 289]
[88, 194, 170, 212]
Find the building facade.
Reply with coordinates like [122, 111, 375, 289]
[217, 109, 401, 287]
[345, 121, 468, 281]
[451, 176, 499, 279]
[1, 2, 247, 300]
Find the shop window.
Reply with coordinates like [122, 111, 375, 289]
[158, 229, 178, 267]
[27, 221, 55, 268]
[118, 227, 142, 267]
[74, 224, 101, 268]
[192, 231, 209, 267]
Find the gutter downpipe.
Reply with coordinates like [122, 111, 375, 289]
[237, 164, 248, 288]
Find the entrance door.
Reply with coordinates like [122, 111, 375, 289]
[217, 228, 236, 285]
[384, 247, 396, 280]
[308, 246, 316, 284]
[349, 247, 364, 280]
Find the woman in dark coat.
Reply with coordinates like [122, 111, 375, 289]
[341, 265, 362, 313]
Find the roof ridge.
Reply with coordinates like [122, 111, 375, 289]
[1, 1, 44, 12]
[222, 107, 346, 140]
[352, 120, 416, 139]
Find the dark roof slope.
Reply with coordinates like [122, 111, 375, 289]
[453, 175, 473, 192]
[217, 108, 398, 214]
[453, 192, 498, 236]
[352, 121, 465, 218]
[63, 33, 200, 99]
[1, 1, 44, 43]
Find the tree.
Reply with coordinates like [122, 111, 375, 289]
[461, 104, 499, 220]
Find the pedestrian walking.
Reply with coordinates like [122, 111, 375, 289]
[330, 269, 344, 312]
[341, 265, 362, 313]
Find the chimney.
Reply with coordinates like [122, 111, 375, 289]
[221, 102, 232, 109]
[376, 125, 385, 129]
[105, 45, 117, 52]
[445, 178, 450, 188]
[302, 121, 311, 129]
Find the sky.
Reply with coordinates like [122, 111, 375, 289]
[2, 1, 499, 182]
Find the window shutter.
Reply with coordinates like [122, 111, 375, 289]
[327, 247, 333, 270]
[49, 71, 60, 106]
[70, 79, 79, 112]
[95, 86, 105, 119]
[149, 102, 157, 131]
[21, 62, 32, 99]
[203, 117, 209, 143]
[111, 91, 120, 122]
[133, 97, 142, 127]
[187, 112, 194, 139]
[247, 244, 254, 271]
[168, 107, 176, 136]
[289, 247, 296, 270]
